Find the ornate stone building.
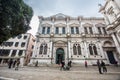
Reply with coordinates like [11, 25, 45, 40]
[31, 13, 119, 65]
[0, 33, 35, 66]
[99, 0, 120, 64]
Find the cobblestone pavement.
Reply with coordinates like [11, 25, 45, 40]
[0, 65, 120, 80]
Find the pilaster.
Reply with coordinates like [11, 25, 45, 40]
[98, 41, 105, 58]
[84, 41, 89, 58]
[111, 33, 120, 55]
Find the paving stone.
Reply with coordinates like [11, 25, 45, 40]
[0, 66, 120, 80]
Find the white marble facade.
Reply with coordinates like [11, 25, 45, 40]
[31, 13, 119, 65]
[99, 0, 120, 64]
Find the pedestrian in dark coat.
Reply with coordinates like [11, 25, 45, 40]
[85, 60, 88, 68]
[35, 60, 38, 67]
[97, 60, 102, 74]
[68, 60, 72, 67]
[60, 61, 65, 70]
[101, 61, 107, 73]
[8, 59, 13, 69]
[13, 60, 17, 68]
[15, 59, 20, 70]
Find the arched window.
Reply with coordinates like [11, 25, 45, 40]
[78, 44, 81, 55]
[89, 44, 98, 55]
[93, 45, 98, 55]
[73, 44, 77, 55]
[89, 45, 93, 55]
[73, 43, 81, 55]
[39, 43, 47, 55]
[44, 44, 47, 54]
[39, 45, 43, 54]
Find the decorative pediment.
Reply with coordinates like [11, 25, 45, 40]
[56, 13, 65, 18]
[54, 23, 66, 27]
[95, 23, 105, 27]
[42, 23, 52, 27]
[52, 13, 69, 19]
[54, 40, 66, 43]
[82, 23, 93, 27]
[69, 23, 79, 27]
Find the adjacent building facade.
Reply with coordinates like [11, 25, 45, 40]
[99, 0, 120, 64]
[0, 33, 35, 66]
[30, 13, 119, 65]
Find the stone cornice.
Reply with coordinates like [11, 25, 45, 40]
[38, 13, 104, 22]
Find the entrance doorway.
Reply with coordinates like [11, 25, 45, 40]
[56, 48, 64, 64]
[106, 51, 116, 64]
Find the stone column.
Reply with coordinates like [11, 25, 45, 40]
[116, 33, 120, 44]
[51, 17, 55, 33]
[50, 41, 52, 57]
[100, 27, 104, 35]
[66, 17, 70, 33]
[79, 21, 81, 34]
[84, 41, 88, 58]
[93, 24, 98, 34]
[68, 40, 71, 60]
[50, 41, 53, 64]
[81, 23, 84, 34]
[111, 33, 120, 55]
[15, 50, 19, 57]
[8, 50, 13, 57]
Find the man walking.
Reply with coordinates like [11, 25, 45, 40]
[101, 60, 107, 73]
[60, 60, 65, 71]
[97, 60, 102, 74]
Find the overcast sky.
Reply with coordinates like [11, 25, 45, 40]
[24, 0, 105, 36]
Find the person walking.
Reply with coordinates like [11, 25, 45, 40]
[85, 60, 88, 68]
[13, 60, 17, 68]
[97, 60, 102, 74]
[15, 59, 20, 70]
[35, 60, 38, 67]
[101, 60, 107, 73]
[68, 60, 72, 67]
[60, 60, 65, 71]
[8, 59, 13, 69]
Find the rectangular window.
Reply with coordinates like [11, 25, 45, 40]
[47, 27, 50, 34]
[11, 50, 17, 57]
[15, 42, 19, 47]
[76, 27, 79, 34]
[42, 27, 45, 34]
[24, 36, 27, 39]
[21, 42, 25, 47]
[102, 27, 107, 34]
[55, 27, 59, 34]
[18, 50, 23, 56]
[89, 27, 93, 34]
[71, 27, 74, 34]
[84, 27, 88, 34]
[62, 27, 65, 34]
[0, 49, 10, 56]
[98, 27, 102, 34]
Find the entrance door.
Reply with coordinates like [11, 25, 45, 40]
[106, 51, 116, 64]
[56, 48, 64, 64]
